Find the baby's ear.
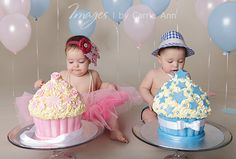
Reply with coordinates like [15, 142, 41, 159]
[86, 58, 91, 64]
[157, 55, 161, 63]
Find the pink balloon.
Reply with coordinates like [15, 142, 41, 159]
[0, 14, 31, 54]
[123, 4, 156, 48]
[0, 0, 31, 17]
[0, 8, 4, 19]
[195, 0, 226, 26]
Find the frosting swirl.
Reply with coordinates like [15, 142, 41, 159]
[152, 69, 211, 119]
[28, 72, 86, 120]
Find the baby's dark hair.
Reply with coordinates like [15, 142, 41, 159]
[158, 46, 187, 57]
[65, 35, 91, 53]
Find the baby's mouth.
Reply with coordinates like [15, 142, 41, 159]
[172, 69, 179, 72]
[169, 72, 175, 76]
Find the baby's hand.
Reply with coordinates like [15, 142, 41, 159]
[148, 102, 154, 111]
[34, 80, 45, 89]
[207, 91, 216, 97]
[101, 82, 117, 90]
[108, 83, 118, 90]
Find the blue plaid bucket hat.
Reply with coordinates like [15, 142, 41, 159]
[152, 31, 195, 57]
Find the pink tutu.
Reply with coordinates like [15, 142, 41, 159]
[15, 92, 33, 123]
[81, 87, 142, 130]
[15, 87, 142, 128]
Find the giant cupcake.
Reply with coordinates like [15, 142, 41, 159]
[152, 69, 211, 141]
[28, 72, 86, 140]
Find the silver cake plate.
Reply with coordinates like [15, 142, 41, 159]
[140, 120, 225, 151]
[8, 120, 104, 150]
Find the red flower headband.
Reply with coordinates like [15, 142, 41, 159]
[66, 38, 100, 66]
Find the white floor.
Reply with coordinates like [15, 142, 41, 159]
[1, 94, 236, 159]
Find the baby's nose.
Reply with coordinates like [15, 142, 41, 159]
[74, 62, 79, 67]
[173, 62, 178, 68]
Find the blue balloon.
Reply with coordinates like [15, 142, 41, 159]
[102, 0, 133, 24]
[69, 9, 96, 37]
[30, 0, 50, 19]
[208, 2, 236, 53]
[140, 0, 171, 16]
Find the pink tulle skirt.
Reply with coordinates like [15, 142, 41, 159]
[15, 87, 142, 130]
[15, 92, 33, 123]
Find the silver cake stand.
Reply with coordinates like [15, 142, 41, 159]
[132, 120, 232, 159]
[7, 120, 104, 159]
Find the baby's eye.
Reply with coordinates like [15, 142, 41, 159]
[168, 60, 173, 63]
[178, 60, 184, 63]
[78, 60, 86, 63]
[68, 61, 73, 64]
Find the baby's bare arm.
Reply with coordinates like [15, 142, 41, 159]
[93, 70, 102, 90]
[139, 70, 155, 108]
[89, 70, 114, 90]
[90, 70, 117, 90]
[101, 82, 117, 90]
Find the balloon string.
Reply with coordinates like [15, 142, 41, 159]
[56, 0, 60, 71]
[153, 39, 157, 69]
[153, 23, 157, 69]
[176, 0, 179, 31]
[57, 0, 60, 32]
[137, 47, 141, 83]
[207, 38, 212, 93]
[36, 20, 40, 80]
[12, 56, 15, 97]
[224, 54, 229, 109]
[115, 23, 120, 83]
[175, 0, 179, 15]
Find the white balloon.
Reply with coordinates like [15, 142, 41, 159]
[0, 0, 31, 17]
[0, 14, 32, 54]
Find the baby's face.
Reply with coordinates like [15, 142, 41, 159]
[66, 48, 90, 77]
[157, 48, 186, 74]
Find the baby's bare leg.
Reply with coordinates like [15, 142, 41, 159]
[107, 115, 129, 143]
[142, 108, 157, 123]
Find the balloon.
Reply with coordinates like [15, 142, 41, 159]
[0, 0, 30, 17]
[30, 0, 50, 19]
[69, 9, 96, 37]
[102, 0, 133, 24]
[123, 4, 156, 48]
[195, 0, 226, 26]
[208, 2, 236, 53]
[0, 8, 4, 19]
[0, 14, 31, 54]
[140, 0, 171, 16]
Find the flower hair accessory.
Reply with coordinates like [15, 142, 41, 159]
[66, 38, 100, 66]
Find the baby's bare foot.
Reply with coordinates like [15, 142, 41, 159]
[110, 130, 129, 143]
